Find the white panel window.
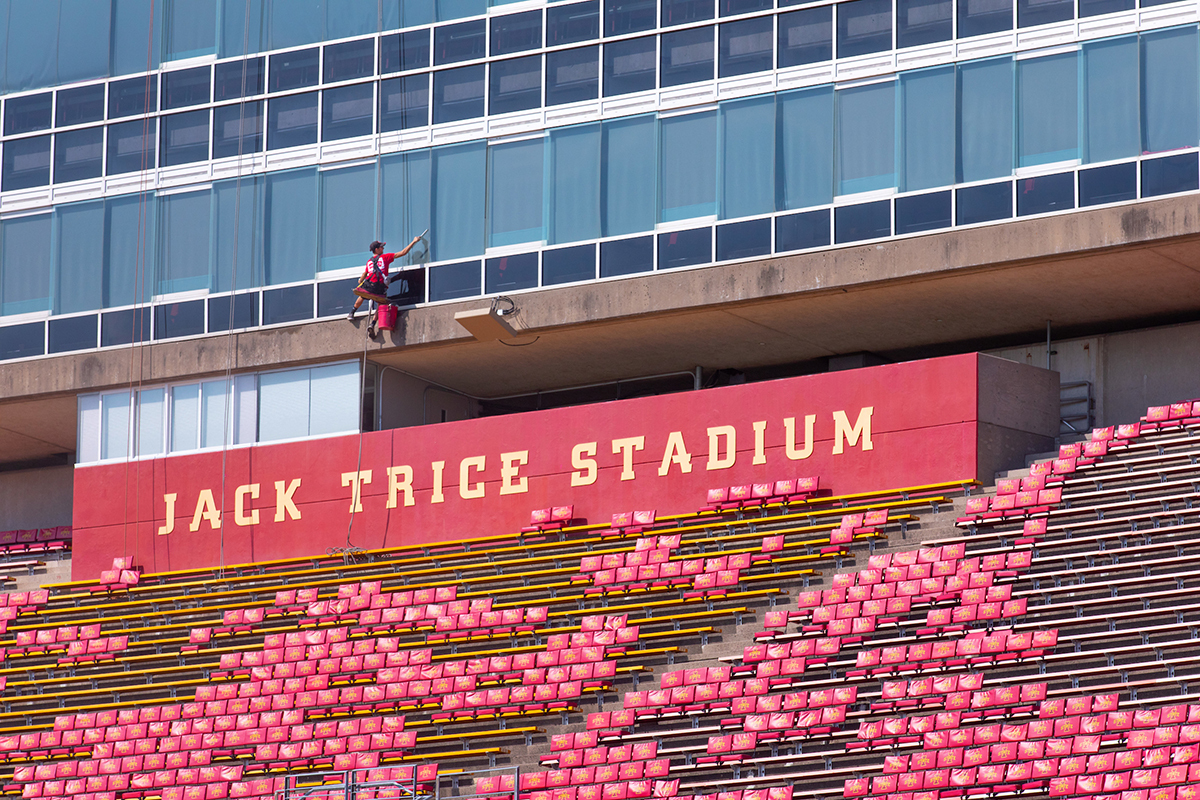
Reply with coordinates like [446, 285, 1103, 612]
[171, 384, 201, 453]
[77, 394, 101, 465]
[233, 374, 258, 445]
[201, 380, 230, 449]
[309, 362, 360, 436]
[137, 388, 165, 457]
[100, 391, 132, 461]
[258, 369, 312, 443]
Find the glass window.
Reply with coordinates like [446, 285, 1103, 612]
[165, 0, 217, 60]
[210, 292, 260, 330]
[5, 5, 55, 92]
[1079, 0, 1131, 16]
[262, 283, 314, 323]
[604, 36, 657, 96]
[380, 75, 430, 131]
[489, 138, 545, 247]
[157, 190, 212, 295]
[56, 84, 105, 127]
[659, 227, 711, 268]
[1017, 52, 1077, 167]
[393, 0, 435, 27]
[834, 199, 890, 242]
[1016, 171, 1073, 215]
[257, 371, 309, 442]
[214, 101, 265, 158]
[0, 322, 45, 360]
[325, 38, 376, 83]
[719, 17, 773, 77]
[606, 0, 656, 34]
[662, 26, 714, 86]
[1017, 0, 1071, 29]
[213, 176, 266, 292]
[836, 81, 895, 195]
[1082, 37, 1139, 164]
[432, 65, 485, 123]
[109, 76, 158, 119]
[492, 12, 543, 55]
[778, 7, 832, 67]
[160, 110, 211, 166]
[899, 66, 955, 192]
[1142, 152, 1199, 197]
[1, 214, 51, 315]
[1142, 27, 1199, 155]
[894, 190, 951, 233]
[543, 243, 596, 284]
[602, 114, 656, 235]
[1078, 162, 1136, 205]
[162, 67, 212, 110]
[2, 135, 52, 191]
[136, 387, 165, 456]
[102, 392, 132, 460]
[776, 209, 831, 251]
[58, 0, 111, 84]
[721, 96, 774, 219]
[381, 150, 433, 264]
[722, 0, 771, 15]
[199, 380, 229, 448]
[550, 124, 601, 243]
[381, 30, 431, 74]
[662, 0, 715, 26]
[486, 252, 538, 292]
[4, 93, 52, 135]
[55, 200, 105, 315]
[270, 1, 322, 49]
[105, 194, 155, 309]
[171, 383, 201, 452]
[957, 180, 1012, 223]
[265, 169, 318, 285]
[958, 57, 1012, 182]
[327, 0, 377, 39]
[221, 0, 267, 58]
[428, 260, 482, 300]
[437, 0, 487, 21]
[547, 46, 599, 105]
[432, 142, 486, 260]
[155, 300, 205, 339]
[897, 0, 951, 48]
[661, 111, 717, 221]
[323, 84, 374, 140]
[490, 55, 543, 115]
[600, 236, 652, 276]
[957, 0, 1011, 37]
[548, 1, 600, 44]
[270, 48, 320, 92]
[838, 0, 892, 58]
[716, 218, 769, 260]
[777, 86, 834, 209]
[434, 20, 487, 65]
[49, 315, 98, 354]
[112, 0, 162, 76]
[320, 164, 377, 271]
[214, 57, 265, 101]
[268, 92, 318, 149]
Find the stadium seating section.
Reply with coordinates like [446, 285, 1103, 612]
[4, 400, 1200, 800]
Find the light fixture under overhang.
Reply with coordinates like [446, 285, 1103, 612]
[454, 307, 518, 341]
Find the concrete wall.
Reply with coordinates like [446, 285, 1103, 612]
[0, 465, 73, 530]
[976, 355, 1060, 482]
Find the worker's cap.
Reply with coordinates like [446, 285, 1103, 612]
[369, 240, 386, 251]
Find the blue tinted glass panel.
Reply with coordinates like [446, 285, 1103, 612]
[320, 164, 377, 271]
[719, 17, 773, 77]
[55, 128, 104, 184]
[213, 176, 266, 292]
[110, 76, 158, 118]
[387, 266, 425, 305]
[722, 96, 774, 219]
[717, 218, 770, 260]
[834, 200, 891, 243]
[1016, 172, 1073, 215]
[492, 12, 543, 54]
[778, 86, 834, 209]
[956, 181, 1011, 224]
[490, 56, 543, 114]
[900, 66, 955, 192]
[101, 307, 151, 346]
[380, 75, 430, 130]
[543, 244, 595, 284]
[49, 315, 98, 353]
[658, 227, 712, 268]
[0, 323, 45, 360]
[429, 260, 482, 300]
[600, 236, 653, 277]
[1080, 0, 1131, 15]
[270, 0, 322, 49]
[1, 214, 51, 315]
[105, 194, 155, 308]
[1142, 27, 1199, 155]
[433, 65, 485, 123]
[489, 139, 545, 247]
[661, 26, 714, 86]
[262, 284, 314, 324]
[4, 93, 51, 135]
[214, 102, 265, 157]
[112, 0, 162, 76]
[265, 168, 318, 284]
[778, 7, 831, 66]
[56, 201, 105, 314]
[270, 49, 320, 91]
[604, 36, 657, 95]
[837, 81, 895, 195]
[5, 5, 56, 92]
[325, 39, 375, 82]
[381, 31, 431, 73]
[894, 190, 951, 233]
[776, 209, 831, 251]
[165, 0, 217, 60]
[957, 0, 1011, 38]
[157, 191, 212, 295]
[59, 0, 111, 84]
[1142, 153, 1199, 197]
[155, 301, 206, 339]
[209, 292, 260, 331]
[547, 47, 599, 105]
[662, 0, 715, 26]
[323, 84, 374, 140]
[214, 58, 265, 100]
[432, 142, 486, 260]
[606, 0, 656, 34]
[1078, 162, 1136, 206]
[268, 92, 318, 149]
[163, 67, 211, 109]
[661, 111, 717, 222]
[722, 0, 771, 14]
[548, 1, 599, 44]
[550, 124, 600, 243]
[327, 0, 377, 39]
[435, 20, 487, 65]
[1083, 37, 1139, 164]
[602, 115, 656, 235]
[56, 84, 105, 127]
[958, 58, 1012, 182]
[381, 151, 433, 265]
[161, 110, 210, 166]
[897, 0, 951, 48]
[437, 0, 487, 21]
[395, 0, 434, 26]
[1018, 53, 1077, 167]
[1017, 0, 1071, 28]
[837, 0, 892, 58]
[317, 279, 356, 316]
[486, 252, 539, 292]
[220, 0, 266, 57]
[3, 135, 51, 190]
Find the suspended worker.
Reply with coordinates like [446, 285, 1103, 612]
[348, 236, 423, 320]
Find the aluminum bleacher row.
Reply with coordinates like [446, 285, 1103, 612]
[0, 476, 966, 800]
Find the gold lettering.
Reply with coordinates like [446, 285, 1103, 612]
[783, 415, 816, 460]
[459, 456, 486, 499]
[706, 425, 737, 470]
[499, 451, 529, 495]
[611, 436, 645, 481]
[832, 406, 874, 454]
[657, 431, 693, 476]
[273, 479, 302, 522]
[157, 493, 177, 536]
[189, 489, 221, 532]
[386, 465, 415, 508]
[340, 470, 374, 513]
[752, 420, 767, 465]
[234, 484, 260, 526]
[431, 461, 446, 503]
[571, 443, 598, 487]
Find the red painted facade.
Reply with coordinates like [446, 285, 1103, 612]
[71, 353, 983, 579]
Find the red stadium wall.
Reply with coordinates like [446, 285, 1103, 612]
[70, 353, 1053, 580]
